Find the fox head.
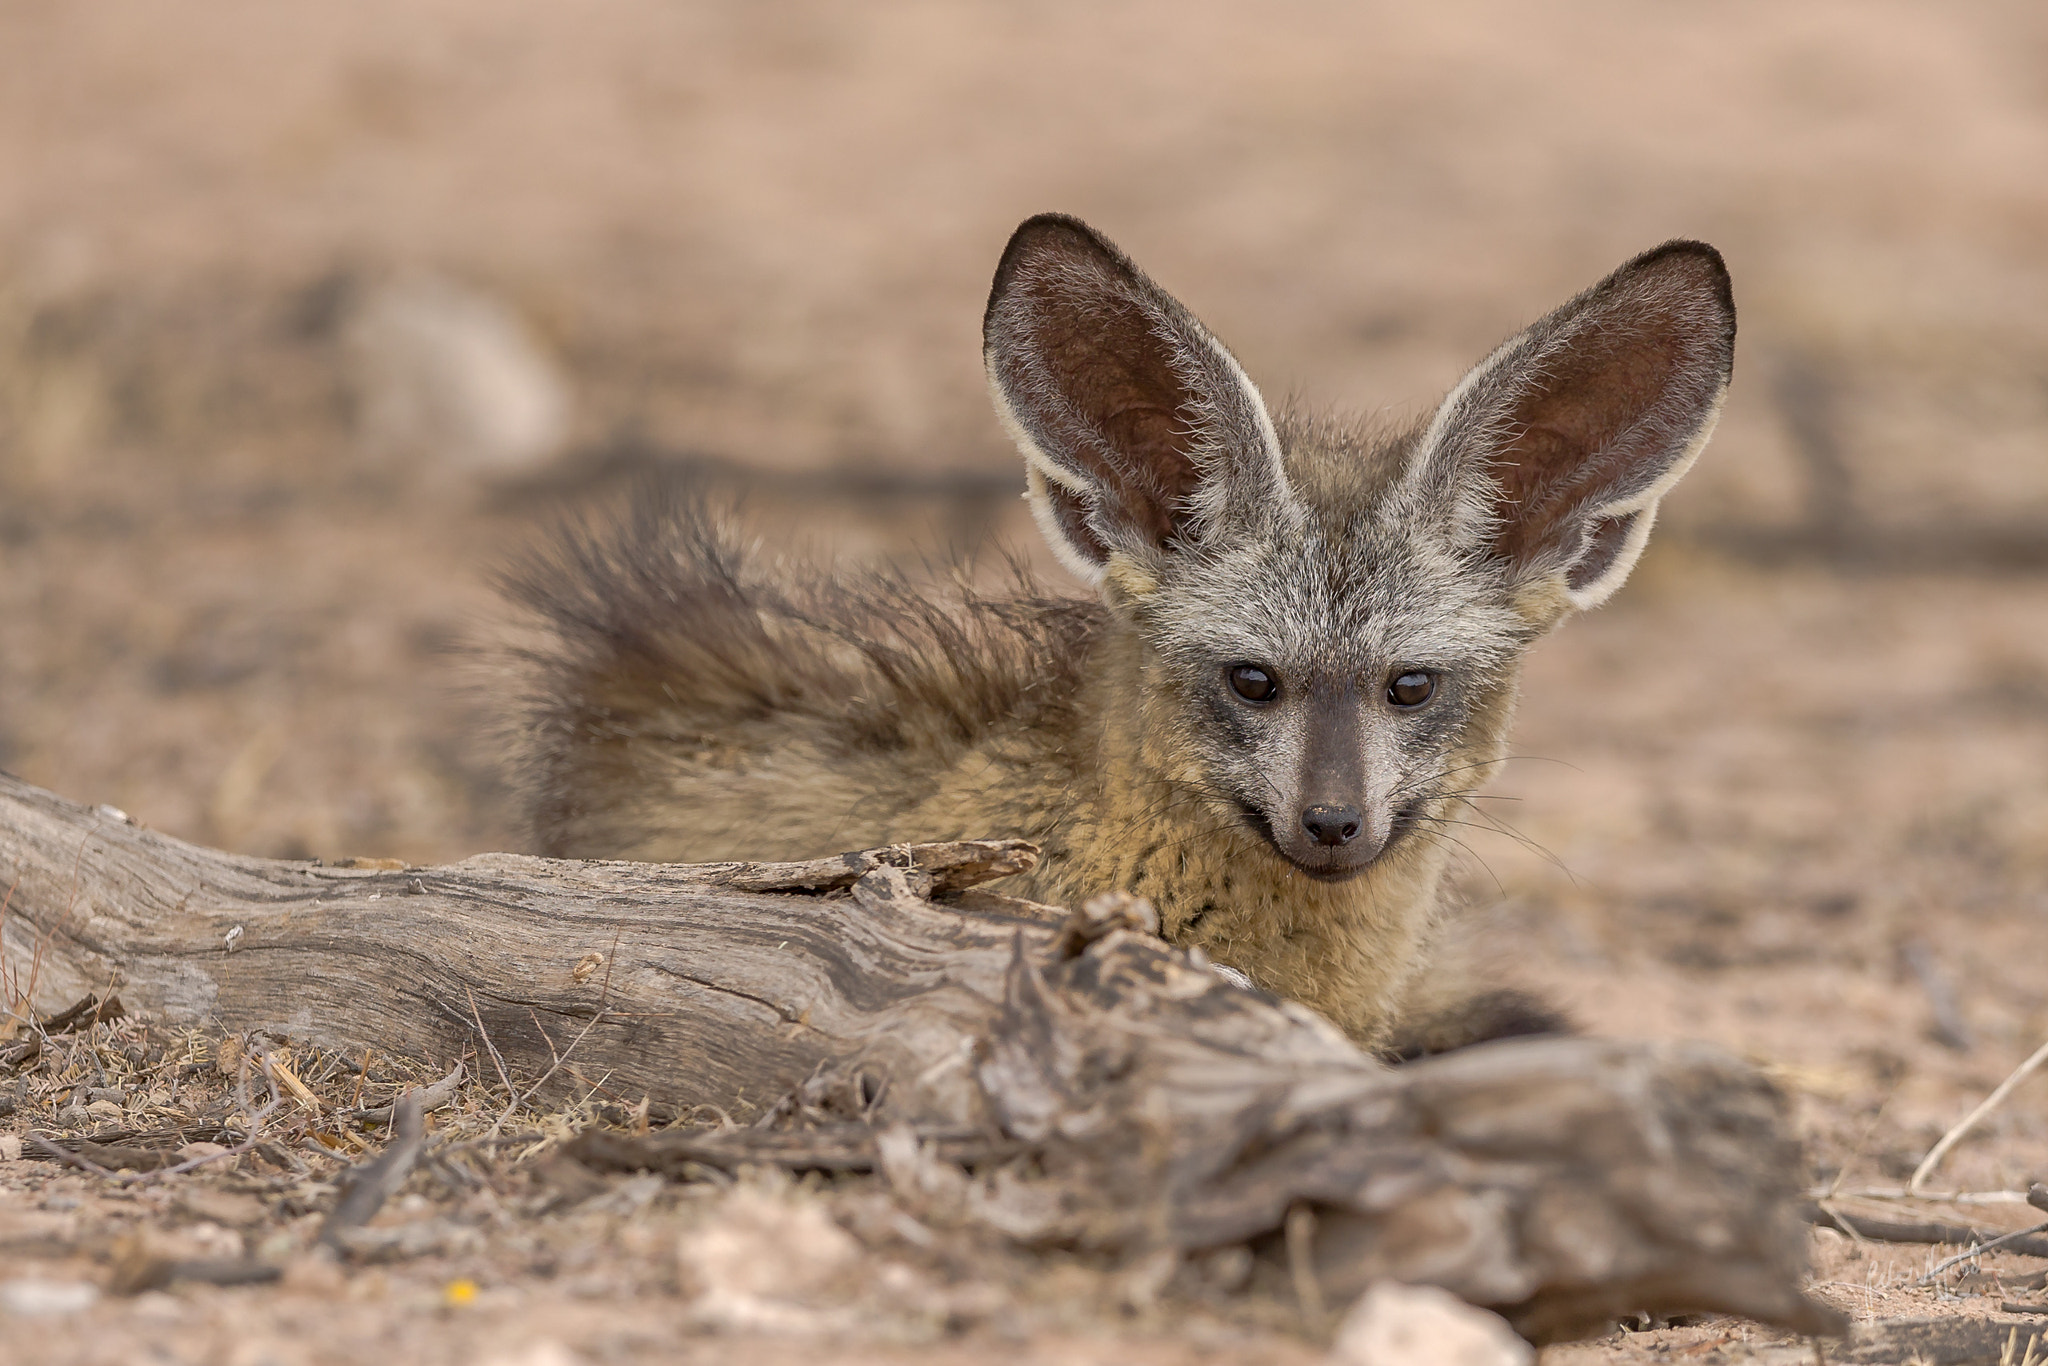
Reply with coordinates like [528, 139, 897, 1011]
[983, 214, 1733, 883]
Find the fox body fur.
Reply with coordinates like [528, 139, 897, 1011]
[510, 215, 1735, 1051]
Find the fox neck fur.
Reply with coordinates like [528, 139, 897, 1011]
[901, 607, 1524, 1046]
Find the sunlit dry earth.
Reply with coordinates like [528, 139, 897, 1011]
[2, 2, 2046, 1361]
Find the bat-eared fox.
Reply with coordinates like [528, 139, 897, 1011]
[508, 214, 1734, 1055]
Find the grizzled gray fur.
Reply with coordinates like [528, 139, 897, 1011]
[508, 213, 1734, 1051]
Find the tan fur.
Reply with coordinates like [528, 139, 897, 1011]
[509, 215, 1734, 1052]
[510, 466, 1524, 1048]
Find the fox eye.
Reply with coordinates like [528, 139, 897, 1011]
[1227, 664, 1279, 703]
[1387, 671, 1436, 708]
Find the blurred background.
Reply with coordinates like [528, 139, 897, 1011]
[2, 1, 2045, 1187]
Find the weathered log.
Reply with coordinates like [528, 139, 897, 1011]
[0, 772, 1841, 1342]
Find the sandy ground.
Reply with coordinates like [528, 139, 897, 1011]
[2, 3, 2046, 1362]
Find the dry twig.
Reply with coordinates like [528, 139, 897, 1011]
[1916, 1220, 2048, 1284]
[1285, 1202, 1327, 1326]
[318, 1086, 431, 1250]
[1912, 1036, 2048, 1194]
[339, 1061, 466, 1124]
[1803, 1205, 2048, 1259]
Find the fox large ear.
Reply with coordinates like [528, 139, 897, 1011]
[1410, 241, 1735, 619]
[984, 214, 1291, 584]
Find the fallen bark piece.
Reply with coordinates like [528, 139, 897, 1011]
[0, 771, 1839, 1341]
[0, 992, 126, 1066]
[31, 992, 126, 1035]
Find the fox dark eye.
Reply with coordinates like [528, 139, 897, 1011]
[1227, 664, 1278, 703]
[1387, 671, 1435, 708]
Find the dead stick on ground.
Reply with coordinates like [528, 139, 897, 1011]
[340, 1061, 467, 1124]
[491, 1004, 606, 1141]
[465, 986, 519, 1124]
[1916, 1220, 2048, 1284]
[1285, 1202, 1326, 1326]
[487, 933, 619, 1142]
[1912, 1035, 2048, 1194]
[318, 1088, 430, 1251]
[1802, 1204, 2048, 1259]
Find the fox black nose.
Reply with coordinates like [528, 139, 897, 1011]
[1301, 804, 1362, 847]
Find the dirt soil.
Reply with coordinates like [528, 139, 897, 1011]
[3, 3, 2047, 1363]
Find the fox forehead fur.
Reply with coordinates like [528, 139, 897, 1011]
[508, 213, 1735, 1049]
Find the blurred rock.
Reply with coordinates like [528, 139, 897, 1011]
[675, 1187, 863, 1334]
[1328, 1281, 1532, 1366]
[342, 273, 571, 478]
[471, 1343, 587, 1366]
[0, 1277, 101, 1317]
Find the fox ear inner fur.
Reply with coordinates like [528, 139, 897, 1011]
[987, 218, 1733, 621]
[1409, 240, 1737, 617]
[982, 213, 1292, 584]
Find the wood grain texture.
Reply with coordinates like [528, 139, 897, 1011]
[0, 772, 1841, 1342]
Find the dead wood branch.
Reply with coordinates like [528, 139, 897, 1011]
[0, 771, 1839, 1342]
[1917, 1221, 2048, 1284]
[1805, 1205, 2048, 1260]
[319, 1088, 431, 1249]
[0, 990, 124, 1066]
[341, 1061, 468, 1124]
[565, 1124, 1027, 1177]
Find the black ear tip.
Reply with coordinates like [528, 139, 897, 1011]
[994, 213, 1123, 279]
[1011, 211, 1099, 241]
[987, 214, 1138, 339]
[1008, 211, 1105, 244]
[1632, 239, 1735, 306]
